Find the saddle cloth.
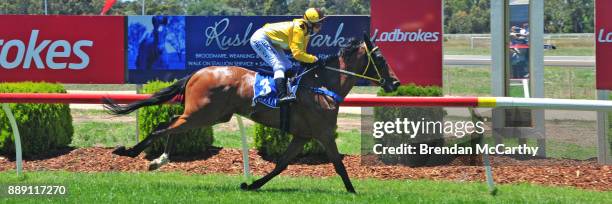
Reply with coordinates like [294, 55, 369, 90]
[253, 73, 301, 108]
[252, 72, 344, 108]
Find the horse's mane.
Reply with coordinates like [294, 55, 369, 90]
[322, 38, 362, 64]
[338, 38, 363, 59]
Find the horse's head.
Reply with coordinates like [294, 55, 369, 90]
[152, 16, 168, 33]
[316, 34, 400, 96]
[361, 33, 400, 92]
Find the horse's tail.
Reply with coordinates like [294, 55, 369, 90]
[102, 75, 191, 115]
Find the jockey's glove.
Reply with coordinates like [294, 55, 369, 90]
[300, 57, 326, 69]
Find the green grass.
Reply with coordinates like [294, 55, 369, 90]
[71, 121, 137, 148]
[443, 66, 595, 99]
[444, 37, 594, 56]
[212, 124, 256, 149]
[212, 124, 362, 155]
[71, 117, 363, 155]
[0, 171, 609, 203]
[443, 66, 491, 96]
[335, 130, 362, 155]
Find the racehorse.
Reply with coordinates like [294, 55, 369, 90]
[103, 34, 400, 193]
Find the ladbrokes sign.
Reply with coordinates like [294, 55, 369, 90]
[0, 15, 124, 84]
[597, 0, 612, 90]
[371, 0, 443, 86]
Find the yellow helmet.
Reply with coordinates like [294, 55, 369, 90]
[304, 8, 325, 24]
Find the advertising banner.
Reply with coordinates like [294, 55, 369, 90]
[0, 15, 125, 84]
[370, 0, 443, 86]
[127, 16, 369, 83]
[596, 0, 612, 90]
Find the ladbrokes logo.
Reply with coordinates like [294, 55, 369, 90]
[0, 30, 93, 70]
[372, 28, 440, 42]
[598, 28, 612, 43]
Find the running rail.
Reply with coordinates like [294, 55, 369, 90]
[1, 93, 612, 111]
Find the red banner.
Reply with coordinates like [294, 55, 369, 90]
[0, 15, 124, 84]
[371, 0, 443, 86]
[597, 0, 612, 90]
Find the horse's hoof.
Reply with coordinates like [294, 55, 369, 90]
[347, 186, 357, 194]
[148, 161, 161, 171]
[240, 183, 253, 191]
[112, 146, 138, 158]
[112, 146, 127, 155]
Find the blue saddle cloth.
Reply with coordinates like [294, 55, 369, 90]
[253, 72, 343, 108]
[253, 73, 300, 108]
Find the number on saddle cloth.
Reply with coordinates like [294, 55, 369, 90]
[252, 72, 301, 108]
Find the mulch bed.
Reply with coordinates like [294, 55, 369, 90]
[0, 147, 610, 191]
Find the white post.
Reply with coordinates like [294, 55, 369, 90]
[530, 0, 546, 157]
[491, 0, 506, 97]
[44, 0, 48, 15]
[471, 37, 475, 49]
[597, 90, 612, 164]
[522, 78, 530, 98]
[142, 0, 145, 15]
[491, 0, 507, 147]
[236, 115, 250, 179]
[486, 0, 506, 195]
[2, 104, 23, 177]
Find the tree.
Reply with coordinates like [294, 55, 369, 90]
[186, 0, 240, 15]
[447, 11, 473, 34]
[544, 0, 594, 33]
[263, 0, 288, 15]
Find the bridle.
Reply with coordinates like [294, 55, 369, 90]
[322, 44, 386, 84]
[290, 43, 389, 104]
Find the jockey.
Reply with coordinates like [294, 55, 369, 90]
[250, 8, 326, 104]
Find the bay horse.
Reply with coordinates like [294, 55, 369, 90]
[103, 34, 400, 193]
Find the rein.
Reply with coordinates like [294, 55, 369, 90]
[323, 45, 384, 84]
[292, 44, 385, 87]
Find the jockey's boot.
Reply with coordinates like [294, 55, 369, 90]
[275, 78, 296, 104]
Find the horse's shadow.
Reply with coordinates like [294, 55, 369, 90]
[2, 147, 75, 161]
[258, 151, 347, 165]
[144, 146, 222, 162]
[190, 183, 338, 194]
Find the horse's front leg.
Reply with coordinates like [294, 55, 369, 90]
[317, 133, 356, 193]
[241, 136, 307, 191]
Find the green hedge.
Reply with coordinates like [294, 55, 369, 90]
[0, 82, 73, 157]
[374, 84, 445, 166]
[254, 124, 337, 159]
[138, 81, 213, 156]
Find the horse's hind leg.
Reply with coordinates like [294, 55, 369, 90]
[112, 115, 181, 157]
[241, 136, 308, 191]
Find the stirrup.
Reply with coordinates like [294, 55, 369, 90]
[278, 76, 296, 104]
[279, 95, 297, 104]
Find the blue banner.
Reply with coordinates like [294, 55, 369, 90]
[127, 15, 369, 83]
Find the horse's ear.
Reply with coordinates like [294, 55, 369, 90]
[363, 32, 373, 49]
